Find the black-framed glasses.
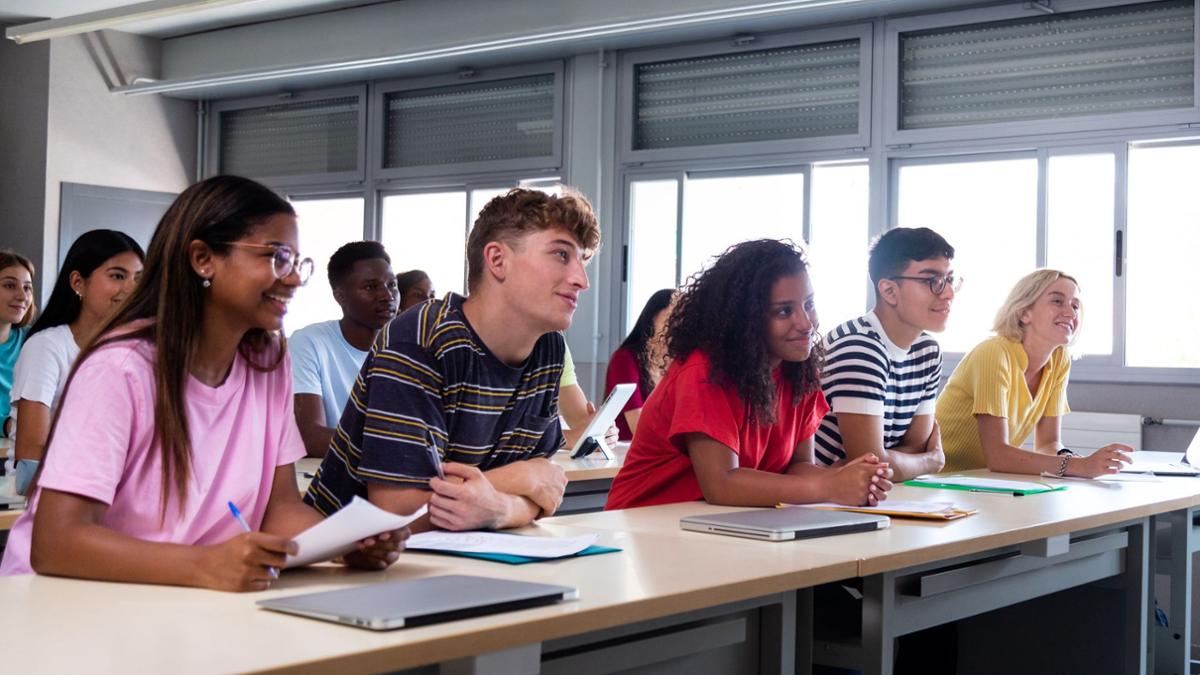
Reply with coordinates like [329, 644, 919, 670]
[221, 242, 314, 285]
[888, 274, 963, 295]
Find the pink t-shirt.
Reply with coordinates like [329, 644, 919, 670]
[0, 335, 306, 575]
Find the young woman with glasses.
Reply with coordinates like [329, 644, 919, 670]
[0, 176, 406, 590]
[935, 269, 1132, 476]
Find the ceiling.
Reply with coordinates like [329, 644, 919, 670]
[0, 0, 382, 38]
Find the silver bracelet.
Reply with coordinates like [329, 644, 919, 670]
[1057, 454, 1071, 477]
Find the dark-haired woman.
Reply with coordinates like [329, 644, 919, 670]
[605, 239, 892, 510]
[396, 269, 435, 312]
[605, 289, 673, 441]
[10, 230, 143, 494]
[0, 176, 405, 589]
[0, 250, 35, 444]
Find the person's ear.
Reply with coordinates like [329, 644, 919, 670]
[482, 241, 509, 283]
[68, 270, 85, 297]
[877, 278, 901, 308]
[331, 285, 346, 305]
[188, 240, 214, 284]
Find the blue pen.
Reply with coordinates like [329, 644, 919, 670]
[227, 500, 278, 579]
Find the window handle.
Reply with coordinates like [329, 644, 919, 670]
[1114, 230, 1123, 277]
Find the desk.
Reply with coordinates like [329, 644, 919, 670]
[295, 444, 629, 515]
[551, 473, 1200, 674]
[0, 523, 858, 674]
[0, 474, 23, 532]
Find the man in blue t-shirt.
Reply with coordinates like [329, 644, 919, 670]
[306, 188, 601, 531]
[815, 227, 956, 482]
[290, 241, 398, 457]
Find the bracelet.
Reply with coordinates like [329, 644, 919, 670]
[1056, 448, 1075, 456]
[1057, 454, 1071, 477]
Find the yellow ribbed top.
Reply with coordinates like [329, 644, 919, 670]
[936, 336, 1071, 472]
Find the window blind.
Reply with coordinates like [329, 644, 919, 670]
[219, 96, 360, 177]
[384, 73, 556, 168]
[899, 0, 1195, 130]
[633, 39, 861, 150]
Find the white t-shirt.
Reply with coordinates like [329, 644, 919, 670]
[289, 320, 369, 428]
[10, 324, 80, 416]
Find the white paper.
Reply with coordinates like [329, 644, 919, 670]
[405, 531, 599, 558]
[794, 500, 959, 515]
[285, 497, 427, 568]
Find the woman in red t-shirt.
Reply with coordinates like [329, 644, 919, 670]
[606, 239, 893, 510]
[605, 288, 674, 440]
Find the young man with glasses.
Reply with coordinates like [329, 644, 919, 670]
[289, 241, 398, 458]
[814, 227, 959, 482]
[305, 189, 600, 532]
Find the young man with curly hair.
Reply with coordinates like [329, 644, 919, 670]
[305, 188, 600, 531]
[605, 239, 892, 510]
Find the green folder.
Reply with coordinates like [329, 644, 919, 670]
[416, 544, 622, 565]
[905, 477, 1067, 496]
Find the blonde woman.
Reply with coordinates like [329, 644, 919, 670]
[936, 269, 1131, 477]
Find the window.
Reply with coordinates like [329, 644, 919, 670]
[625, 162, 870, 333]
[1127, 143, 1200, 368]
[285, 196, 366, 336]
[896, 157, 1038, 353]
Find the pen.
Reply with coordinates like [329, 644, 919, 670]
[967, 489, 1024, 497]
[227, 500, 278, 579]
[425, 428, 444, 480]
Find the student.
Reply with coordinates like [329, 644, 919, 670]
[396, 269, 435, 312]
[0, 175, 404, 589]
[0, 251, 35, 443]
[305, 188, 601, 531]
[605, 240, 892, 510]
[605, 288, 673, 441]
[814, 228, 953, 482]
[291, 241, 398, 457]
[10, 230, 144, 495]
[936, 269, 1132, 476]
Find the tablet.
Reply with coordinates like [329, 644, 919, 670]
[570, 383, 636, 458]
[257, 575, 577, 630]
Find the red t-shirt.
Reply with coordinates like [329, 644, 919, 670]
[604, 346, 647, 441]
[605, 350, 829, 510]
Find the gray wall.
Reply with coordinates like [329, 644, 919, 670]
[40, 31, 195, 298]
[0, 35, 50, 288]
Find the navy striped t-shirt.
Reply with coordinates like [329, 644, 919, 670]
[304, 293, 565, 515]
[814, 312, 941, 466]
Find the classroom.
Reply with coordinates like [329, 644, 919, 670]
[1, 0, 1199, 673]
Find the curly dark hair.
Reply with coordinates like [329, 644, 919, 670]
[666, 239, 822, 425]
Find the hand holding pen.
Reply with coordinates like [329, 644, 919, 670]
[191, 501, 297, 592]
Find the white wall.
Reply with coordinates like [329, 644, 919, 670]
[40, 30, 196, 295]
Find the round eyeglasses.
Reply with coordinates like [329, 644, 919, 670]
[888, 274, 963, 296]
[220, 242, 314, 285]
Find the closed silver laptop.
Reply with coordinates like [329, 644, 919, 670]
[257, 574, 578, 630]
[681, 507, 889, 541]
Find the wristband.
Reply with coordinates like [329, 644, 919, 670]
[1057, 454, 1071, 477]
[1056, 448, 1075, 456]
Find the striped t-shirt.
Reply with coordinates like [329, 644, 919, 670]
[304, 293, 565, 515]
[814, 312, 942, 466]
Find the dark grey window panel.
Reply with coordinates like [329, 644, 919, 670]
[219, 96, 360, 177]
[632, 39, 861, 150]
[899, 0, 1195, 130]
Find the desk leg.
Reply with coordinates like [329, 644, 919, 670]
[440, 643, 541, 675]
[1156, 508, 1195, 675]
[1124, 516, 1151, 675]
[861, 571, 897, 675]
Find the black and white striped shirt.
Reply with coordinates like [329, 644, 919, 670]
[814, 313, 941, 466]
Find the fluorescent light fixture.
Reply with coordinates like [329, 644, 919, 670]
[114, 0, 874, 96]
[6, 0, 264, 45]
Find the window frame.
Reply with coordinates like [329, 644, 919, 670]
[883, 0, 1200, 147]
[206, 84, 369, 189]
[371, 61, 565, 181]
[618, 23, 874, 165]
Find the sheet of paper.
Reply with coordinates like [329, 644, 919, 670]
[794, 500, 959, 515]
[285, 497, 427, 568]
[918, 475, 1054, 491]
[406, 531, 599, 558]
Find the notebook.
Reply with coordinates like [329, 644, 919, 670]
[795, 500, 976, 521]
[257, 575, 577, 630]
[680, 507, 889, 541]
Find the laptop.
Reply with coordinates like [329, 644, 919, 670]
[680, 507, 889, 542]
[1121, 430, 1200, 477]
[257, 575, 577, 630]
